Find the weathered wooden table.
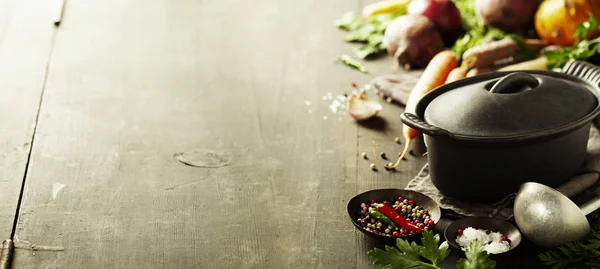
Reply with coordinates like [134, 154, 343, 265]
[0, 0, 580, 268]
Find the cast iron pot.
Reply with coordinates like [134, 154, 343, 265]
[400, 60, 600, 203]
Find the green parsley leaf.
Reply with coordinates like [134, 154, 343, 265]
[419, 231, 450, 265]
[334, 12, 363, 31]
[339, 54, 368, 73]
[575, 14, 598, 42]
[367, 230, 451, 269]
[334, 8, 404, 62]
[456, 239, 497, 269]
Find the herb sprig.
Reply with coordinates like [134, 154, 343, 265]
[334, 10, 405, 59]
[368, 230, 450, 269]
[456, 240, 497, 269]
[368, 230, 497, 269]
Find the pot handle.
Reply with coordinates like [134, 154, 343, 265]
[562, 60, 600, 86]
[489, 72, 539, 94]
[401, 113, 450, 136]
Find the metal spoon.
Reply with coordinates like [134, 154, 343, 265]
[514, 180, 600, 248]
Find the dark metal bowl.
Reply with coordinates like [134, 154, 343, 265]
[347, 188, 441, 240]
[444, 217, 522, 254]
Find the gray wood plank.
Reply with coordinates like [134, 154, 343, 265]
[12, 0, 370, 268]
[0, 0, 56, 239]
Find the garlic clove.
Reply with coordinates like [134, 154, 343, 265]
[346, 92, 382, 121]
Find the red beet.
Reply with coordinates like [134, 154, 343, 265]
[475, 0, 538, 32]
[383, 15, 444, 69]
[408, 0, 462, 41]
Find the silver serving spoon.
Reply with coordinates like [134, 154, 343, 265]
[514, 177, 600, 248]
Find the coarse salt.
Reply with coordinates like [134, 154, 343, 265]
[456, 227, 510, 254]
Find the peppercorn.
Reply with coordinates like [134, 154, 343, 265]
[394, 137, 401, 143]
[385, 228, 391, 234]
[370, 163, 376, 170]
[380, 152, 387, 159]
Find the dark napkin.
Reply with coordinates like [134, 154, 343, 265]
[369, 73, 600, 220]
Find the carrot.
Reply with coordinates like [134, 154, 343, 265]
[445, 67, 467, 83]
[378, 50, 457, 169]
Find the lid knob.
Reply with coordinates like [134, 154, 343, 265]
[489, 72, 540, 94]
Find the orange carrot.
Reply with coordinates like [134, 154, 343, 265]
[445, 67, 467, 83]
[382, 50, 457, 169]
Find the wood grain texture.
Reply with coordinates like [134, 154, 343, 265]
[10, 0, 557, 268]
[13, 0, 364, 268]
[0, 0, 56, 239]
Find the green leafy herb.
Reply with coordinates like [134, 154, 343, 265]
[339, 54, 369, 73]
[368, 230, 450, 269]
[456, 240, 497, 269]
[451, 0, 506, 59]
[539, 188, 600, 268]
[544, 14, 600, 70]
[576, 14, 599, 42]
[334, 10, 405, 60]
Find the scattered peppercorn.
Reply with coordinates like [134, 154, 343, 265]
[380, 152, 387, 159]
[361, 152, 368, 159]
[394, 137, 401, 144]
[370, 163, 376, 170]
[351, 81, 357, 88]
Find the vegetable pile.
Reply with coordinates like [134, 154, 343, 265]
[338, 0, 600, 170]
[335, 0, 600, 73]
[357, 196, 434, 237]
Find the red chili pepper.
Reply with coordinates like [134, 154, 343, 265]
[376, 204, 423, 233]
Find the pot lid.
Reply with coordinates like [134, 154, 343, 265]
[422, 72, 598, 138]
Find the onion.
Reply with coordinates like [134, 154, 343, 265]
[383, 15, 444, 69]
[407, 0, 462, 41]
